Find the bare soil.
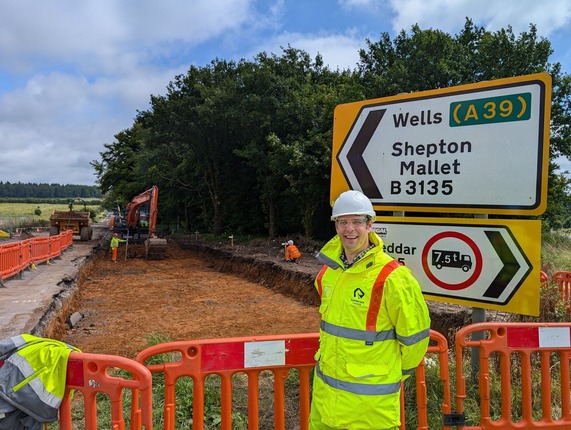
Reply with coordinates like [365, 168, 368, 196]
[53, 238, 324, 359]
[49, 235, 471, 359]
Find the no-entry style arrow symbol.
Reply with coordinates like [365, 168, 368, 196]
[344, 109, 385, 198]
[483, 230, 522, 298]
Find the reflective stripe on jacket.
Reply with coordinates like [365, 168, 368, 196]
[312, 232, 430, 429]
[0, 334, 79, 426]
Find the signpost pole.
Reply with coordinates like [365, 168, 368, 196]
[124, 235, 130, 262]
[471, 214, 488, 380]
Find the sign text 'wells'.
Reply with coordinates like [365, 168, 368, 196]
[332, 73, 552, 215]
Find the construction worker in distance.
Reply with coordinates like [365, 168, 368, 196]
[309, 190, 431, 430]
[109, 233, 127, 262]
[284, 240, 301, 263]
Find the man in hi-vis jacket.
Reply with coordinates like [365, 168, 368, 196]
[309, 190, 431, 430]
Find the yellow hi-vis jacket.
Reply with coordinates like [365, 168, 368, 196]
[0, 334, 79, 428]
[110, 236, 126, 249]
[311, 232, 430, 429]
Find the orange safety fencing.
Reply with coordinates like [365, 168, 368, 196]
[59, 351, 153, 430]
[136, 333, 319, 430]
[553, 271, 571, 307]
[0, 231, 74, 282]
[35, 322, 571, 429]
[19, 238, 31, 273]
[454, 322, 571, 429]
[30, 237, 52, 266]
[48, 234, 63, 260]
[540, 270, 549, 288]
[60, 230, 73, 250]
[411, 329, 453, 430]
[135, 330, 450, 430]
[0, 242, 21, 280]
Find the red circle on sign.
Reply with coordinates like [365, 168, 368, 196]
[421, 231, 483, 290]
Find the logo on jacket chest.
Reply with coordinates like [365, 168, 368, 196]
[351, 287, 366, 306]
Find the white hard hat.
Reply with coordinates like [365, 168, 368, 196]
[331, 190, 376, 221]
[288, 240, 294, 245]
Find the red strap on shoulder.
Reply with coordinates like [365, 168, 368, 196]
[366, 259, 401, 331]
[316, 265, 328, 298]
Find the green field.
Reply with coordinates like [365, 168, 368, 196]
[0, 201, 104, 229]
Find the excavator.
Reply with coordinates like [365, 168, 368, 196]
[112, 185, 167, 260]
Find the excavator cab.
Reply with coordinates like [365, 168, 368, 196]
[116, 186, 167, 259]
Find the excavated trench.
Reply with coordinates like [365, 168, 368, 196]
[44, 235, 473, 354]
[180, 242, 474, 342]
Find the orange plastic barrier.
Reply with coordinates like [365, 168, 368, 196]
[49, 234, 62, 260]
[137, 333, 318, 430]
[59, 351, 153, 430]
[136, 331, 449, 430]
[19, 238, 31, 273]
[60, 230, 73, 250]
[540, 270, 549, 288]
[554, 271, 571, 306]
[454, 322, 571, 429]
[0, 232, 73, 282]
[30, 236, 51, 266]
[0, 242, 22, 280]
[410, 329, 453, 430]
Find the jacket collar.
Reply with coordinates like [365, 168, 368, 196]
[317, 232, 384, 271]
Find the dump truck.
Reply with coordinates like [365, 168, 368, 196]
[49, 198, 93, 241]
[113, 185, 167, 259]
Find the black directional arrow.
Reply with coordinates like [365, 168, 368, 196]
[483, 230, 521, 298]
[345, 109, 386, 199]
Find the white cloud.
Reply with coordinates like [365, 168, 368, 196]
[388, 0, 571, 36]
[338, 0, 380, 9]
[0, 0, 252, 74]
[1, 0, 570, 185]
[253, 30, 363, 71]
[0, 0, 259, 184]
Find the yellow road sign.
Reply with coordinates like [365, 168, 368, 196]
[375, 216, 541, 315]
[331, 73, 552, 215]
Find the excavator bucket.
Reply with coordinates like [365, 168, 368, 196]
[145, 238, 167, 260]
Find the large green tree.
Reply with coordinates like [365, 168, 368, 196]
[92, 19, 571, 238]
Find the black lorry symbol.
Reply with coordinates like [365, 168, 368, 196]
[432, 249, 473, 272]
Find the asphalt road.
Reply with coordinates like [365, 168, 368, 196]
[0, 224, 107, 339]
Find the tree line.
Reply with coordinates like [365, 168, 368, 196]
[92, 19, 571, 240]
[0, 182, 102, 199]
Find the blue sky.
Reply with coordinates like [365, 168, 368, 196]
[1, 0, 570, 185]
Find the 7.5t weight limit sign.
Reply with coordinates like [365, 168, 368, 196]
[374, 216, 541, 316]
[331, 73, 552, 215]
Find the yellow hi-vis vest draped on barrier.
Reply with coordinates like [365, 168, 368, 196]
[0, 334, 79, 429]
[312, 232, 431, 429]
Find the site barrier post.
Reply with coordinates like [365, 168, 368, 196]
[59, 351, 153, 430]
[554, 271, 571, 308]
[454, 322, 571, 429]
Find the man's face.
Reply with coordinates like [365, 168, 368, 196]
[334, 215, 372, 257]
